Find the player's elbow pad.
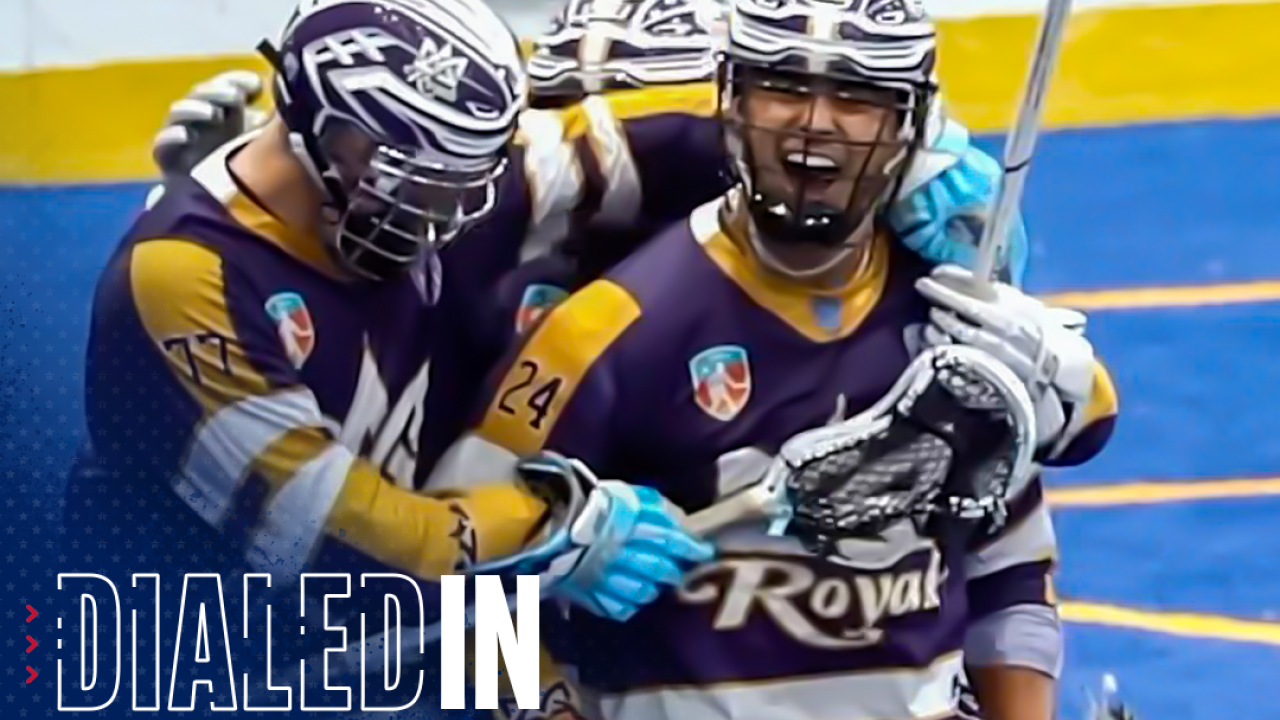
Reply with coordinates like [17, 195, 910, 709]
[1037, 405, 1117, 467]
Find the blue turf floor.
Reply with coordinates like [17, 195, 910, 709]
[3, 116, 1279, 719]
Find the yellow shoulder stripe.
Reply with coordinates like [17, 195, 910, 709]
[223, 191, 346, 280]
[697, 219, 891, 343]
[130, 238, 273, 408]
[1083, 359, 1119, 426]
[559, 81, 718, 141]
[478, 280, 643, 456]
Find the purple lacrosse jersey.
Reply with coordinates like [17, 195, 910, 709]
[73, 138, 549, 584]
[425, 81, 729, 454]
[487, 82, 728, 346]
[434, 193, 1118, 720]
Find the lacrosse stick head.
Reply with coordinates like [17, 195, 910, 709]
[773, 345, 1035, 555]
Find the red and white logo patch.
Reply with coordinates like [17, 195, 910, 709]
[689, 345, 752, 422]
[264, 292, 316, 369]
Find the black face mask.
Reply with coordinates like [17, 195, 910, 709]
[720, 62, 930, 249]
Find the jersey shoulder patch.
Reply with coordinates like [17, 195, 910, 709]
[478, 280, 643, 455]
[688, 344, 752, 422]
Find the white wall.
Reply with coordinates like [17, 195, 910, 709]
[0, 0, 1236, 71]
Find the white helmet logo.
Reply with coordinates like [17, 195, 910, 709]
[405, 37, 469, 102]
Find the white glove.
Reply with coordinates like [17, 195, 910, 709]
[914, 264, 1096, 454]
[153, 70, 268, 176]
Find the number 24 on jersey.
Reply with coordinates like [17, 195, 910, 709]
[496, 360, 563, 431]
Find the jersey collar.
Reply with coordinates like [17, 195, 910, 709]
[691, 192, 891, 342]
[190, 132, 347, 281]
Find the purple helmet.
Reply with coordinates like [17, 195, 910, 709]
[262, 0, 527, 280]
[526, 0, 727, 107]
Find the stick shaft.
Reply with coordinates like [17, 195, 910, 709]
[411, 481, 784, 647]
[972, 0, 1075, 286]
[683, 483, 781, 535]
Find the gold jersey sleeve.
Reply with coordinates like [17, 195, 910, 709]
[122, 237, 549, 579]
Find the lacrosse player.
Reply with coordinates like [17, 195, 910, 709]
[499, 0, 1030, 332]
[430, 2, 1118, 720]
[72, 0, 713, 622]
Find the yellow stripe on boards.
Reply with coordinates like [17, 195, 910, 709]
[1061, 601, 1280, 647]
[1042, 280, 1280, 310]
[0, 54, 274, 184]
[4, 3, 1280, 183]
[1047, 477, 1280, 507]
[935, 2, 1280, 132]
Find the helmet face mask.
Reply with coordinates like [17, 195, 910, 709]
[718, 0, 938, 275]
[266, 0, 526, 282]
[723, 63, 924, 252]
[317, 123, 507, 280]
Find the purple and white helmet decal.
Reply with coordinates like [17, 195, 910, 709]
[527, 0, 727, 102]
[266, 0, 528, 280]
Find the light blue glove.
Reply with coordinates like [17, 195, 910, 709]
[469, 452, 715, 622]
[887, 118, 1030, 287]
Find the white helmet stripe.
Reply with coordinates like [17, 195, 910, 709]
[529, 0, 726, 94]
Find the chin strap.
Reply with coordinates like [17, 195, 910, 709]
[739, 190, 877, 281]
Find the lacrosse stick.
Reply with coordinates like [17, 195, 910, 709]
[967, 0, 1075, 296]
[397, 468, 784, 651]
[339, 467, 793, 657]
[341, 345, 1035, 675]
[689, 344, 1035, 554]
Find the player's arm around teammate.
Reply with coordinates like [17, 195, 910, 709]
[426, 4, 1111, 720]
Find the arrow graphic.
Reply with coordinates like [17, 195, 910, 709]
[26, 667, 37, 684]
[26, 635, 38, 653]
[25, 605, 37, 622]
